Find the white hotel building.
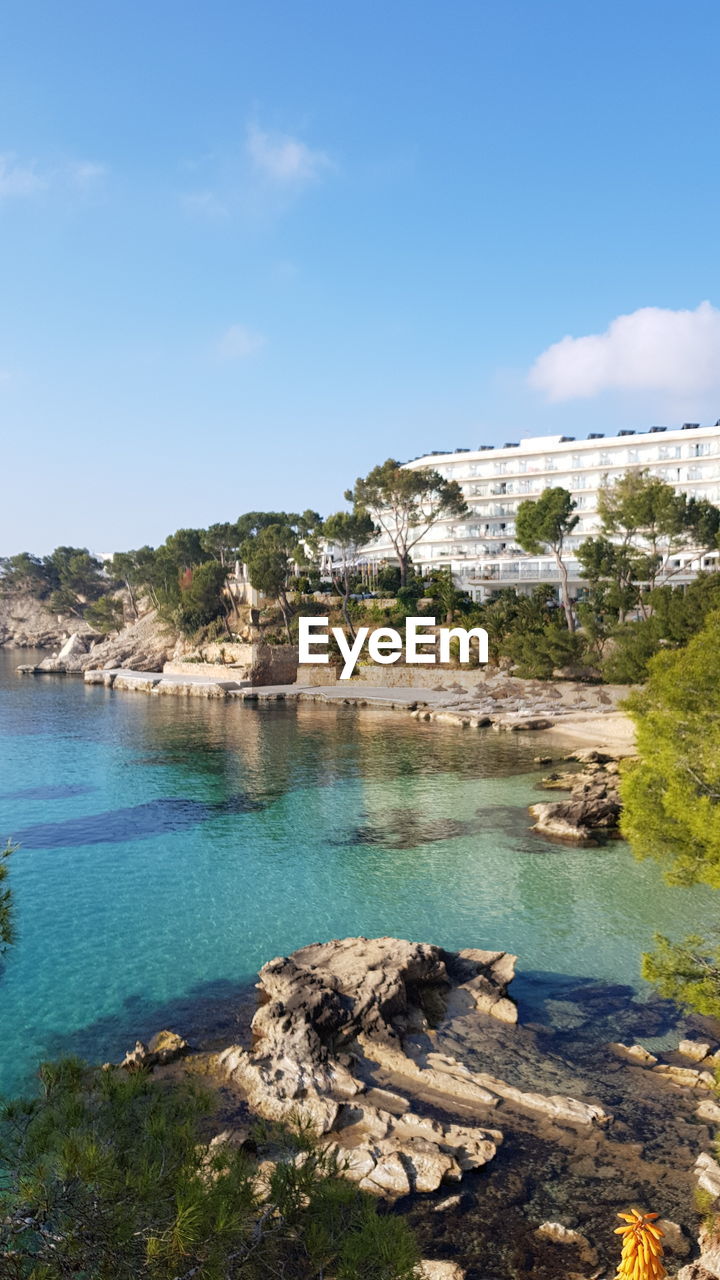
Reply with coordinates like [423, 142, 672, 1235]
[360, 421, 720, 601]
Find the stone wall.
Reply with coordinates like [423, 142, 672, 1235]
[164, 660, 251, 679]
[250, 644, 299, 686]
[296, 661, 493, 691]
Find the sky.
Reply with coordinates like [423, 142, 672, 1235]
[3, 0, 720, 554]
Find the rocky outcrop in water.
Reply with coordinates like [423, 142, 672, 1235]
[529, 750, 622, 843]
[216, 937, 610, 1198]
[118, 936, 720, 1277]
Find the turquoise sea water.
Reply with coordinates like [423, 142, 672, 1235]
[0, 649, 715, 1096]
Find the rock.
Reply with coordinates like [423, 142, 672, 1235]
[148, 1029, 190, 1063]
[120, 1040, 153, 1071]
[679, 1039, 713, 1062]
[119, 1029, 189, 1071]
[360, 1152, 412, 1196]
[678, 1247, 720, 1280]
[417, 1262, 466, 1280]
[534, 1221, 598, 1264]
[695, 1152, 720, 1201]
[697, 1099, 720, 1124]
[657, 1219, 691, 1258]
[530, 759, 623, 843]
[608, 1042, 658, 1066]
[434, 1194, 463, 1213]
[653, 1063, 715, 1089]
[509, 716, 555, 730]
[57, 632, 88, 660]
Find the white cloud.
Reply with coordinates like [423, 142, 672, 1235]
[246, 123, 330, 185]
[218, 324, 266, 361]
[0, 154, 47, 200]
[0, 153, 106, 202]
[529, 301, 720, 401]
[68, 161, 106, 188]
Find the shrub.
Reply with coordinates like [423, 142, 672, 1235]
[0, 1060, 419, 1280]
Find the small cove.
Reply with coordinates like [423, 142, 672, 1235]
[0, 648, 715, 1096]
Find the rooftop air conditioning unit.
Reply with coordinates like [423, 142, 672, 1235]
[503, 441, 519, 448]
[649, 426, 668, 433]
[682, 423, 700, 429]
[559, 436, 575, 442]
[588, 433, 605, 439]
[618, 429, 636, 436]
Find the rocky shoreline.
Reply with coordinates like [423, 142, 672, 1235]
[112, 935, 720, 1280]
[529, 751, 623, 844]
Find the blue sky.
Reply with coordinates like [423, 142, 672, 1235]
[3, 0, 720, 553]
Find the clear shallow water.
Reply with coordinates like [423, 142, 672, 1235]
[0, 649, 715, 1095]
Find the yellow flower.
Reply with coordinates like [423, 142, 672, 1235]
[614, 1208, 666, 1280]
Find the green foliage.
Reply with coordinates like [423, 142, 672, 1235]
[601, 573, 720, 683]
[0, 839, 17, 954]
[424, 568, 471, 624]
[323, 510, 376, 635]
[641, 933, 720, 1020]
[85, 595, 125, 634]
[515, 487, 579, 556]
[1, 547, 109, 615]
[505, 620, 586, 679]
[242, 520, 303, 640]
[576, 536, 643, 622]
[0, 1063, 418, 1280]
[346, 458, 467, 586]
[375, 563, 402, 594]
[0, 553, 53, 596]
[600, 618, 665, 684]
[594, 470, 700, 593]
[621, 608, 720, 887]
[515, 488, 578, 630]
[176, 561, 229, 635]
[44, 546, 107, 616]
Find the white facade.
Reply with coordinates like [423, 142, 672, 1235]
[360, 422, 720, 599]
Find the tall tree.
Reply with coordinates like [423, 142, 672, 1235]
[0, 553, 53, 597]
[515, 487, 579, 631]
[322, 510, 375, 637]
[42, 547, 106, 617]
[621, 608, 720, 1016]
[621, 607, 720, 887]
[346, 458, 467, 586]
[242, 521, 301, 640]
[595, 471, 688, 597]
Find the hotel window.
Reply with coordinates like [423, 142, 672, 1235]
[599, 450, 611, 466]
[571, 454, 583, 469]
[687, 466, 705, 481]
[659, 445, 681, 460]
[544, 456, 557, 471]
[690, 442, 711, 457]
[494, 461, 508, 475]
[517, 460, 528, 474]
[627, 449, 639, 463]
